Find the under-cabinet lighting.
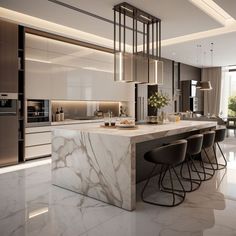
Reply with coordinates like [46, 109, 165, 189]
[25, 58, 52, 64]
[29, 207, 49, 219]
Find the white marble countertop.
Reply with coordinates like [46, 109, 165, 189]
[54, 120, 217, 143]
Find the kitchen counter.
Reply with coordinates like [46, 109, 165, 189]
[52, 121, 217, 211]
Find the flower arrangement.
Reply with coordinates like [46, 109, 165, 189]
[148, 91, 170, 113]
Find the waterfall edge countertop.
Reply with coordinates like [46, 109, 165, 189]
[52, 120, 217, 211]
[53, 120, 217, 143]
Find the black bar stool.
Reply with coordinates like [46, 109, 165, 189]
[180, 134, 203, 192]
[213, 128, 227, 170]
[141, 140, 187, 207]
[197, 131, 216, 181]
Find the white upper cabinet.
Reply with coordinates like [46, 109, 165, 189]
[25, 34, 134, 102]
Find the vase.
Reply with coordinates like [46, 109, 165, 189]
[147, 115, 158, 124]
[158, 111, 164, 124]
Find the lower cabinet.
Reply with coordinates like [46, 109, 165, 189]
[25, 144, 51, 160]
[25, 126, 52, 160]
[25, 122, 103, 160]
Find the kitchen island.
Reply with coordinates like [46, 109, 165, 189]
[51, 121, 216, 211]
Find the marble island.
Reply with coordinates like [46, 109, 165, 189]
[52, 121, 217, 211]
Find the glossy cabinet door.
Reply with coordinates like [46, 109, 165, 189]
[0, 20, 18, 93]
[25, 33, 134, 102]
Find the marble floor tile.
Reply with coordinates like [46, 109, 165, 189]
[0, 135, 236, 236]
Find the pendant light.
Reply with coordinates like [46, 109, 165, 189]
[196, 45, 202, 88]
[200, 43, 213, 91]
[113, 2, 162, 84]
[199, 81, 212, 90]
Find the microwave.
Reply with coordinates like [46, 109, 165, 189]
[27, 99, 51, 126]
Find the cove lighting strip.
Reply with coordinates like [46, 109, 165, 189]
[1, 1, 236, 51]
[189, 0, 235, 26]
[0, 7, 114, 49]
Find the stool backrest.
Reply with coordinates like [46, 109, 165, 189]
[186, 134, 203, 155]
[203, 131, 215, 148]
[146, 140, 187, 165]
[215, 128, 226, 143]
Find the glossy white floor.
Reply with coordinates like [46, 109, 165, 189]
[0, 133, 236, 236]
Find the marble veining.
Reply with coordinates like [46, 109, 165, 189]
[52, 121, 216, 210]
[52, 129, 135, 210]
[0, 134, 236, 235]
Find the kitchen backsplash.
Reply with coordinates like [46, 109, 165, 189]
[51, 100, 120, 120]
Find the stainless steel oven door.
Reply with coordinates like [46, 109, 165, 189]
[26, 99, 51, 127]
[0, 93, 18, 115]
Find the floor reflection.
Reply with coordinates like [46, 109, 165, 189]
[0, 135, 236, 236]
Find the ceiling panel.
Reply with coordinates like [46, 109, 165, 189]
[162, 31, 236, 67]
[0, 0, 222, 41]
[213, 0, 236, 19]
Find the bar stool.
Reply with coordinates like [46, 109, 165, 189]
[213, 128, 227, 170]
[141, 140, 187, 207]
[180, 134, 203, 192]
[197, 131, 216, 181]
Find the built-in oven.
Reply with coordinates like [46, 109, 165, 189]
[27, 99, 51, 126]
[0, 93, 18, 115]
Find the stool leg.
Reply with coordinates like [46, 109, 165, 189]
[141, 164, 158, 202]
[160, 166, 185, 206]
[216, 142, 227, 169]
[202, 148, 215, 179]
[180, 154, 201, 191]
[142, 165, 185, 207]
[168, 167, 175, 206]
[191, 149, 215, 181]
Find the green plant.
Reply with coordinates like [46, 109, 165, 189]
[228, 96, 236, 116]
[148, 92, 170, 113]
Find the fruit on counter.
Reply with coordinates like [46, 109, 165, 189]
[120, 119, 134, 125]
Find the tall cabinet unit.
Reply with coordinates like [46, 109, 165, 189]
[0, 20, 18, 93]
[18, 25, 25, 162]
[0, 20, 19, 166]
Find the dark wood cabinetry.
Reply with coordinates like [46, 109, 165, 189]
[0, 20, 18, 93]
[18, 25, 25, 162]
[179, 63, 203, 113]
[0, 20, 25, 164]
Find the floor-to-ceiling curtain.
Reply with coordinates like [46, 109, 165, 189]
[220, 67, 230, 118]
[202, 67, 222, 116]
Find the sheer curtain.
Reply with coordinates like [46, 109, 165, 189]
[220, 67, 230, 118]
[202, 67, 222, 116]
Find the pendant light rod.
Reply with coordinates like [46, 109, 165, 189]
[211, 42, 214, 66]
[113, 2, 162, 84]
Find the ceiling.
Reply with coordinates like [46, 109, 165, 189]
[0, 0, 236, 67]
